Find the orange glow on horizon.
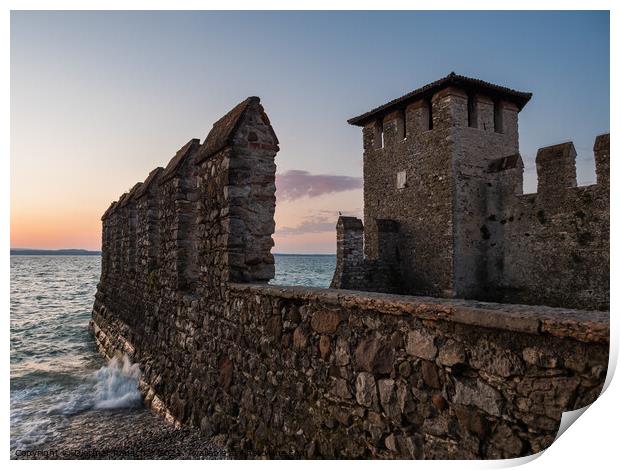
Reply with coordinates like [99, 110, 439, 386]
[10, 178, 360, 253]
[11, 210, 102, 251]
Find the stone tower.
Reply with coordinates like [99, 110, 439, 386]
[332, 72, 609, 310]
[336, 72, 531, 298]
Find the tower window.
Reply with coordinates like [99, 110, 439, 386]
[396, 111, 406, 141]
[468, 94, 478, 128]
[427, 99, 433, 130]
[494, 101, 503, 134]
[373, 121, 384, 149]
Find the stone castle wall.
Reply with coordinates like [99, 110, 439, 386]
[334, 81, 609, 311]
[485, 136, 610, 310]
[330, 217, 401, 293]
[92, 97, 609, 459]
[93, 281, 608, 459]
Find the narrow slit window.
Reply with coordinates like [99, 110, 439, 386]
[494, 101, 503, 133]
[427, 100, 433, 130]
[396, 111, 406, 141]
[468, 94, 478, 128]
[370, 121, 384, 149]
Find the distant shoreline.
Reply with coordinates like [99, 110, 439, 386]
[10, 249, 101, 256]
[10, 249, 335, 256]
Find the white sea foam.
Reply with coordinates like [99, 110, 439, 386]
[43, 355, 142, 416]
[13, 355, 143, 451]
[93, 355, 142, 409]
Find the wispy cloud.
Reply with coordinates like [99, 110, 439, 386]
[277, 210, 361, 236]
[276, 170, 362, 201]
[277, 219, 336, 236]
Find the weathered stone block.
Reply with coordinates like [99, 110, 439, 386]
[310, 310, 341, 334]
[330, 377, 351, 400]
[293, 325, 309, 350]
[355, 372, 377, 408]
[378, 379, 400, 420]
[453, 378, 503, 416]
[421, 360, 441, 389]
[469, 338, 524, 377]
[355, 335, 395, 374]
[334, 337, 350, 366]
[522, 346, 558, 368]
[438, 339, 466, 366]
[318, 335, 331, 361]
[406, 330, 437, 360]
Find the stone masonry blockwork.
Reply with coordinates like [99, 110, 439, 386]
[92, 92, 609, 459]
[334, 73, 609, 310]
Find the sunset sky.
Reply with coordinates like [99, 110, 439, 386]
[11, 11, 609, 253]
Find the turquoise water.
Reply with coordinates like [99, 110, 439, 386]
[10, 254, 336, 454]
[271, 254, 336, 287]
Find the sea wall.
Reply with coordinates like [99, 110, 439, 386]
[92, 98, 609, 459]
[92, 284, 608, 459]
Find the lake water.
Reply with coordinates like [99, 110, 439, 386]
[9, 254, 335, 457]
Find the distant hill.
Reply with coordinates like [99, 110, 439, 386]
[10, 248, 101, 256]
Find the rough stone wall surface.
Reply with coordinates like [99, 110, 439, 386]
[450, 102, 519, 300]
[92, 96, 609, 459]
[486, 138, 610, 310]
[363, 98, 454, 297]
[331, 217, 365, 289]
[331, 217, 401, 293]
[339, 79, 609, 310]
[92, 282, 608, 459]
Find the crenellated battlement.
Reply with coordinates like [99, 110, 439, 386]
[535, 141, 578, 196]
[356, 73, 528, 155]
[98, 96, 279, 317]
[489, 134, 610, 200]
[594, 133, 610, 188]
[334, 73, 609, 310]
[481, 134, 610, 309]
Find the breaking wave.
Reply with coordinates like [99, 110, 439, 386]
[43, 355, 143, 416]
[93, 355, 142, 409]
[12, 355, 143, 451]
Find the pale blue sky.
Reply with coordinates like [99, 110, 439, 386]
[11, 11, 609, 252]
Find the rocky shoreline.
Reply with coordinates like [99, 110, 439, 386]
[12, 408, 230, 460]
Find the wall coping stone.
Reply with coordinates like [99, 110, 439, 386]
[229, 283, 609, 343]
[160, 138, 201, 183]
[120, 182, 143, 207]
[135, 167, 164, 200]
